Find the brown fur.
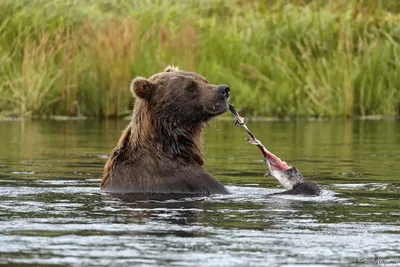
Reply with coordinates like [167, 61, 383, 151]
[101, 67, 229, 195]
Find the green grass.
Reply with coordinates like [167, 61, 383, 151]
[0, 0, 400, 118]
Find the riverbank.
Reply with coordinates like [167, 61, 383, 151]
[1, 114, 399, 122]
[1, 0, 399, 117]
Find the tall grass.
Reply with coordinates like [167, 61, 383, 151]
[0, 0, 399, 117]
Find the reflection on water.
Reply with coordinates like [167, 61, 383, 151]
[0, 119, 399, 266]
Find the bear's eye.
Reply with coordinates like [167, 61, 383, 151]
[185, 82, 198, 93]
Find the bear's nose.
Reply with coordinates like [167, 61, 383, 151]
[219, 85, 230, 99]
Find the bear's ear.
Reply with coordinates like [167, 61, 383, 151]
[131, 77, 154, 100]
[164, 65, 180, 72]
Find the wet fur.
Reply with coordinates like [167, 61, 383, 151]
[101, 68, 229, 195]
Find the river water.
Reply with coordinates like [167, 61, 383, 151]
[0, 119, 399, 266]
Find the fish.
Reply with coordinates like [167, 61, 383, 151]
[228, 103, 320, 195]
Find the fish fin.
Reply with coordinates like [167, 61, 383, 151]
[247, 137, 259, 145]
[234, 119, 246, 127]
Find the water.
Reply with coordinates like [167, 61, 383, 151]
[0, 119, 399, 266]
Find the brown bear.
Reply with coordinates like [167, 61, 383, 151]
[101, 66, 230, 196]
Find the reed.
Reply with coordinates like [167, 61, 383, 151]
[0, 0, 399, 117]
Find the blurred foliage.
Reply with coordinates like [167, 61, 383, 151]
[0, 0, 400, 117]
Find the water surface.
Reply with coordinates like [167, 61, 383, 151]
[0, 119, 399, 266]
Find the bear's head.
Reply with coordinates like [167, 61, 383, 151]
[131, 66, 230, 128]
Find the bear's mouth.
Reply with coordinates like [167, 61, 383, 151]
[205, 101, 229, 117]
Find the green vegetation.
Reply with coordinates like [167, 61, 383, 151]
[1, 0, 400, 118]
